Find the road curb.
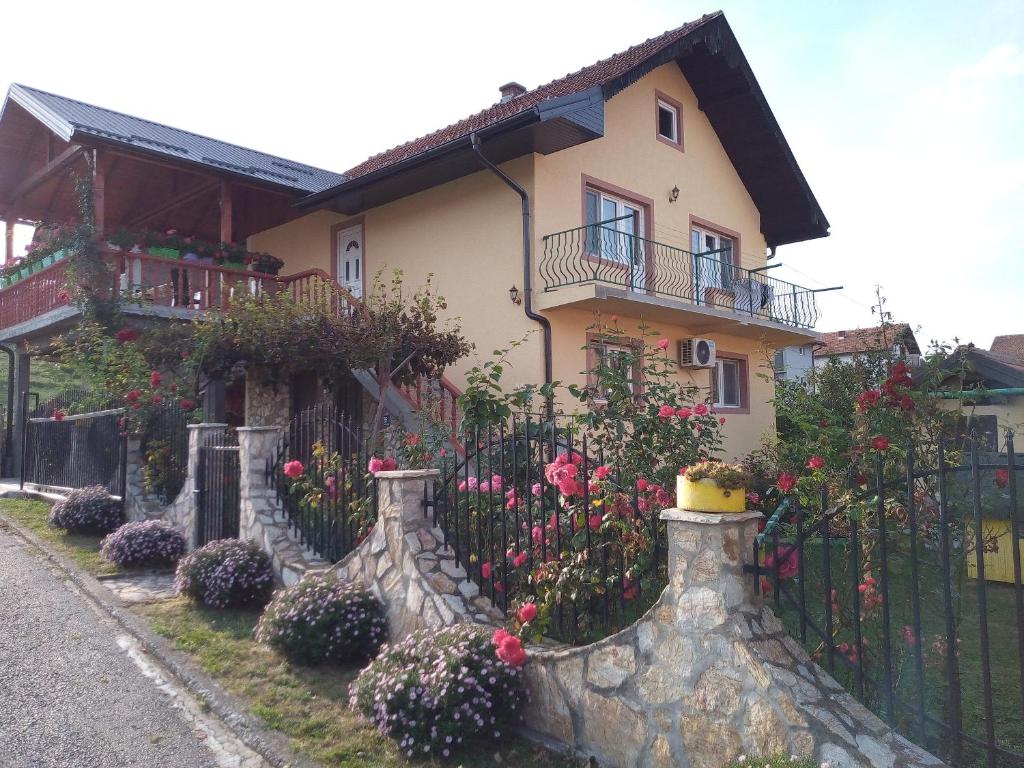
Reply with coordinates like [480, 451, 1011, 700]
[0, 506, 322, 768]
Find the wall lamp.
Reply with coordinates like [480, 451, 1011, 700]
[509, 285, 522, 305]
[669, 185, 680, 203]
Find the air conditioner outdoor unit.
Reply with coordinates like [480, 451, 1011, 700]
[679, 338, 716, 369]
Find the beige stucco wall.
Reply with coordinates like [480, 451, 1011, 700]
[937, 397, 1024, 450]
[247, 61, 785, 459]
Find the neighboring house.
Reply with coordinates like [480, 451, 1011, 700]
[773, 344, 814, 382]
[0, 11, 831, 460]
[932, 342, 1024, 452]
[812, 323, 921, 370]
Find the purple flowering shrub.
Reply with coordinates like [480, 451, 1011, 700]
[351, 625, 527, 759]
[255, 577, 386, 664]
[174, 539, 274, 608]
[100, 520, 187, 568]
[49, 485, 124, 535]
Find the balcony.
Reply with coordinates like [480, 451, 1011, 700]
[0, 246, 345, 340]
[539, 223, 820, 340]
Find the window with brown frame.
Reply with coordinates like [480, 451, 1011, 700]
[711, 353, 749, 412]
[586, 336, 642, 399]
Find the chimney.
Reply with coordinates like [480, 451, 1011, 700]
[837, 330, 847, 340]
[499, 82, 527, 103]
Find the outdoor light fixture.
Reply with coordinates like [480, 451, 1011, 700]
[508, 285, 522, 305]
[669, 185, 680, 203]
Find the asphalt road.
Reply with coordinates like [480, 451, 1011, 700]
[0, 523, 224, 768]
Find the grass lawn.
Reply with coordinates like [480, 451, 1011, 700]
[136, 599, 582, 768]
[0, 498, 119, 576]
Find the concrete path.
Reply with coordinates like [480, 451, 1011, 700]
[0, 522, 268, 768]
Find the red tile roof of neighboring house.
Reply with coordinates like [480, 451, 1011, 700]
[990, 334, 1024, 359]
[343, 13, 719, 179]
[814, 323, 920, 358]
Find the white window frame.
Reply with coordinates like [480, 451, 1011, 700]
[657, 99, 680, 144]
[713, 357, 744, 409]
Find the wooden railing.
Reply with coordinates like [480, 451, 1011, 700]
[0, 258, 72, 330]
[0, 248, 465, 447]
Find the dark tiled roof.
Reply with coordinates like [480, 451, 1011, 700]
[343, 13, 719, 179]
[991, 334, 1024, 359]
[5, 84, 346, 194]
[814, 323, 919, 357]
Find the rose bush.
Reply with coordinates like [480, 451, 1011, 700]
[49, 485, 124, 535]
[350, 624, 527, 759]
[255, 577, 387, 665]
[174, 539, 274, 608]
[100, 520, 186, 567]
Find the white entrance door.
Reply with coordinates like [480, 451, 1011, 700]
[336, 224, 363, 298]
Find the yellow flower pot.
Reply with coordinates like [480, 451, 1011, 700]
[677, 476, 746, 514]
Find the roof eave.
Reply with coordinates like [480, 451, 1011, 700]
[297, 107, 544, 209]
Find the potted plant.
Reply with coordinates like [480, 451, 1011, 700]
[248, 251, 284, 276]
[677, 460, 754, 513]
[146, 230, 184, 259]
[218, 242, 247, 271]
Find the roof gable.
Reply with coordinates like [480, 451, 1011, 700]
[815, 323, 920, 357]
[3, 84, 345, 194]
[309, 12, 828, 247]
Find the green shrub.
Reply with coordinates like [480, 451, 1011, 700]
[49, 485, 124, 535]
[255, 577, 386, 664]
[174, 539, 274, 608]
[351, 625, 527, 759]
[101, 519, 187, 567]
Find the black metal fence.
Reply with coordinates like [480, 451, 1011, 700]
[753, 436, 1024, 768]
[29, 387, 95, 418]
[139, 402, 190, 503]
[195, 428, 240, 545]
[432, 415, 668, 645]
[22, 405, 127, 497]
[268, 402, 377, 563]
[540, 223, 820, 329]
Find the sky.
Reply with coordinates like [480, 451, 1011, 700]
[0, 0, 1020, 350]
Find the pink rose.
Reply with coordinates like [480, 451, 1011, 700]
[806, 455, 825, 470]
[657, 337, 669, 350]
[481, 561, 492, 579]
[517, 602, 538, 623]
[368, 457, 385, 473]
[382, 457, 398, 471]
[531, 482, 542, 497]
[676, 407, 692, 419]
[693, 403, 709, 416]
[594, 465, 611, 481]
[513, 551, 528, 568]
[283, 460, 304, 479]
[658, 405, 675, 419]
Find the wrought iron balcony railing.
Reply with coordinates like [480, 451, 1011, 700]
[540, 223, 820, 329]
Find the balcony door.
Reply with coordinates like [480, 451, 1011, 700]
[585, 189, 645, 291]
[690, 225, 735, 301]
[336, 223, 364, 298]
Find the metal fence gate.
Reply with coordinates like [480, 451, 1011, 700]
[21, 405, 127, 497]
[195, 428, 240, 546]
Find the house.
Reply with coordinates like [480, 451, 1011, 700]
[773, 344, 814, 382]
[812, 323, 921, 370]
[0, 11, 830, 462]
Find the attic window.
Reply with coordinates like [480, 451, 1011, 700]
[655, 91, 683, 150]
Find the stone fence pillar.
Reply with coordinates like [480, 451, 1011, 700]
[237, 425, 329, 585]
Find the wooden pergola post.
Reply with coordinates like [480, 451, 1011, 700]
[219, 181, 233, 244]
[4, 218, 13, 265]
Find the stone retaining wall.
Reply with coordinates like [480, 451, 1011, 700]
[332, 470, 504, 639]
[237, 426, 329, 586]
[326, 474, 948, 768]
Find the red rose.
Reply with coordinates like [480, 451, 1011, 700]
[495, 633, 527, 666]
[995, 469, 1010, 489]
[871, 436, 890, 452]
[149, 371, 162, 387]
[125, 389, 141, 403]
[179, 398, 196, 411]
[382, 457, 398, 471]
[806, 455, 825, 470]
[517, 602, 538, 623]
[777, 473, 797, 493]
[513, 551, 528, 568]
[481, 562, 492, 579]
[52, 409, 65, 421]
[115, 328, 140, 343]
[636, 478, 648, 492]
[819, 418, 829, 428]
